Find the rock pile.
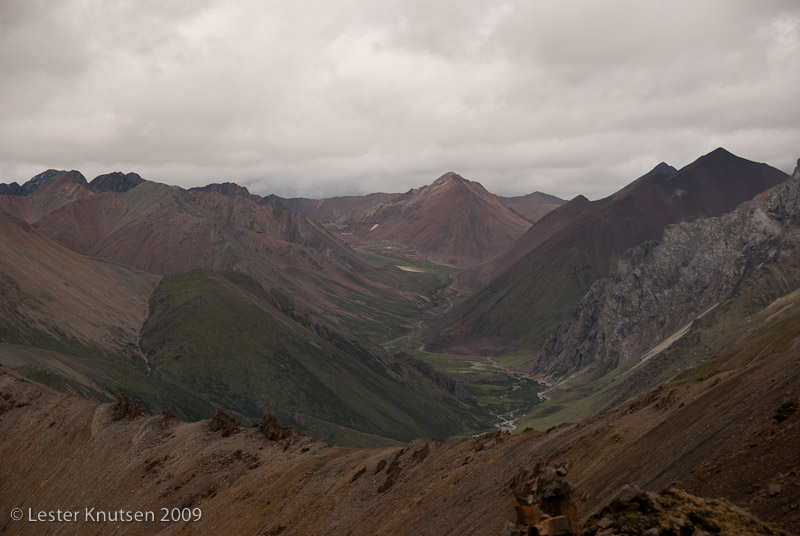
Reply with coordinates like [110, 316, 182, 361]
[502, 462, 580, 535]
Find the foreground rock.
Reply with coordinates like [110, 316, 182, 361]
[583, 486, 791, 536]
[503, 463, 580, 535]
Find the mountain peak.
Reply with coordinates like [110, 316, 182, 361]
[647, 162, 678, 176]
[191, 182, 251, 197]
[90, 172, 145, 193]
[701, 147, 738, 162]
[18, 169, 64, 195]
[431, 171, 467, 187]
[338, 171, 529, 265]
[39, 170, 88, 190]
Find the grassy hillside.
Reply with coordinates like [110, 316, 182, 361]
[425, 247, 595, 354]
[139, 270, 489, 445]
[0, 325, 217, 420]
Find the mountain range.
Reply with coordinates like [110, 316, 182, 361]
[424, 148, 790, 355]
[1, 149, 798, 533]
[0, 170, 497, 444]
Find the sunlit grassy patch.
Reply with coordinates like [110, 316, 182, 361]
[396, 265, 427, 272]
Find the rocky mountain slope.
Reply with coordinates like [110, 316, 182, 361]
[0, 213, 159, 354]
[425, 149, 790, 354]
[332, 172, 532, 266]
[538, 158, 800, 380]
[32, 180, 368, 278]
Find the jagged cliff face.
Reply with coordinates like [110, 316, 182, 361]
[539, 159, 800, 379]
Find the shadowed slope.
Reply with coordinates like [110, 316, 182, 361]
[139, 270, 486, 444]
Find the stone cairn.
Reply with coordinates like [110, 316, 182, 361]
[501, 462, 580, 536]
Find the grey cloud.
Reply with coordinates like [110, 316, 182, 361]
[1, 0, 798, 200]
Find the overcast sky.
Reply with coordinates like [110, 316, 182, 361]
[1, 1, 798, 200]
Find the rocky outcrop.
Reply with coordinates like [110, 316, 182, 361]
[504, 478, 787, 536]
[0, 169, 63, 196]
[259, 413, 298, 442]
[208, 409, 241, 437]
[112, 393, 146, 421]
[503, 463, 580, 535]
[583, 486, 788, 536]
[538, 159, 800, 378]
[0, 182, 22, 195]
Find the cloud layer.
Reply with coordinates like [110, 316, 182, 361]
[1, 0, 798, 199]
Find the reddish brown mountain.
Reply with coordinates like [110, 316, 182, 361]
[334, 172, 532, 266]
[1, 174, 366, 280]
[0, 171, 457, 348]
[264, 192, 401, 222]
[0, 213, 158, 353]
[0, 170, 93, 223]
[0, 172, 368, 314]
[425, 149, 790, 354]
[26, 181, 375, 314]
[498, 191, 566, 222]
